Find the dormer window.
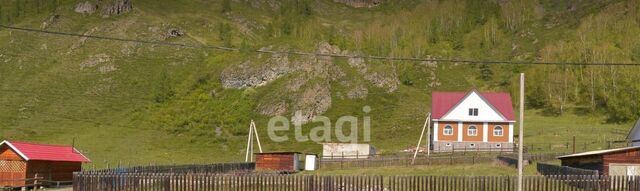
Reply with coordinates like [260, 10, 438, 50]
[468, 108, 478, 116]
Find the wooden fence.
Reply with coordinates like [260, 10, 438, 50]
[318, 155, 496, 170]
[84, 163, 255, 174]
[73, 173, 640, 191]
[537, 162, 600, 176]
[318, 152, 564, 170]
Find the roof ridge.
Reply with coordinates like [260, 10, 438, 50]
[9, 140, 74, 148]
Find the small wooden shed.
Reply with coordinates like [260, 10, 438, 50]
[558, 146, 640, 176]
[255, 152, 300, 172]
[0, 140, 91, 188]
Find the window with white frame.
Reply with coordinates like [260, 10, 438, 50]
[494, 126, 503, 136]
[468, 126, 477, 136]
[468, 108, 478, 116]
[443, 125, 453, 135]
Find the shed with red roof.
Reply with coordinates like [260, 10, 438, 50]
[0, 140, 90, 188]
[431, 90, 515, 152]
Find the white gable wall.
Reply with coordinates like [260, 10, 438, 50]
[440, 91, 507, 122]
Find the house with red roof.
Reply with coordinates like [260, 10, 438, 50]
[0, 140, 90, 188]
[431, 90, 515, 152]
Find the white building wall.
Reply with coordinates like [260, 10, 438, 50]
[440, 91, 507, 122]
[483, 122, 488, 142]
[457, 122, 463, 142]
[508, 123, 514, 143]
[433, 122, 439, 141]
[322, 143, 375, 159]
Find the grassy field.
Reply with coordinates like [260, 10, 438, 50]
[0, 0, 636, 171]
[300, 162, 544, 176]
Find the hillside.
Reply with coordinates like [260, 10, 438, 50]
[0, 0, 638, 168]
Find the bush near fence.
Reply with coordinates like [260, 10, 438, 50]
[84, 162, 255, 174]
[73, 173, 640, 191]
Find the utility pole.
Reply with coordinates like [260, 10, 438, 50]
[517, 73, 525, 191]
[412, 113, 431, 165]
[573, 136, 576, 153]
[244, 120, 263, 162]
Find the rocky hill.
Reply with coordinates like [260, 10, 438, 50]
[0, 0, 639, 167]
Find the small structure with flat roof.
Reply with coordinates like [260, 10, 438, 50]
[557, 146, 640, 176]
[0, 140, 91, 188]
[255, 152, 301, 172]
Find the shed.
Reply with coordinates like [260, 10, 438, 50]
[627, 118, 640, 146]
[557, 146, 640, 176]
[0, 140, 91, 188]
[255, 152, 300, 172]
[321, 143, 376, 159]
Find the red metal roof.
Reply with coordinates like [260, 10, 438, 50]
[431, 91, 514, 121]
[1, 140, 91, 162]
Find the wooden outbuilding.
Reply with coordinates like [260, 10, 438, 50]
[0, 140, 91, 188]
[255, 152, 300, 172]
[558, 146, 640, 176]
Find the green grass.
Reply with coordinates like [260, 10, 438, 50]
[301, 162, 540, 176]
[0, 0, 637, 172]
[521, 110, 631, 153]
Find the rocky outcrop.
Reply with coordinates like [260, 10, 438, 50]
[220, 52, 291, 88]
[102, 0, 132, 16]
[221, 42, 398, 123]
[347, 54, 399, 92]
[346, 84, 368, 99]
[291, 83, 332, 124]
[75, 1, 97, 14]
[166, 28, 185, 38]
[80, 53, 111, 69]
[334, 0, 383, 8]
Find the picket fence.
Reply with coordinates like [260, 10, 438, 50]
[73, 173, 640, 191]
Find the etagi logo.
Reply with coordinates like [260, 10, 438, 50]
[267, 106, 372, 143]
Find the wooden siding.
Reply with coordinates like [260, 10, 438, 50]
[0, 145, 27, 187]
[27, 160, 82, 182]
[437, 122, 457, 141]
[602, 149, 640, 176]
[0, 160, 27, 187]
[256, 153, 298, 172]
[0, 145, 24, 161]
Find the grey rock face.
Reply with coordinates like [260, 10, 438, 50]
[75, 1, 97, 14]
[102, 0, 133, 16]
[166, 28, 185, 38]
[333, 0, 383, 8]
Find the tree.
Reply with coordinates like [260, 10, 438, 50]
[218, 23, 232, 47]
[479, 64, 493, 81]
[155, 70, 175, 103]
[298, 0, 312, 17]
[221, 0, 231, 13]
[15, 0, 21, 18]
[0, 4, 3, 24]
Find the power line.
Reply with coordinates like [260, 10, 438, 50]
[3, 24, 640, 66]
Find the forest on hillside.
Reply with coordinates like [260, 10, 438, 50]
[0, 0, 639, 164]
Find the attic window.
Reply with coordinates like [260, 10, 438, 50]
[468, 108, 478, 116]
